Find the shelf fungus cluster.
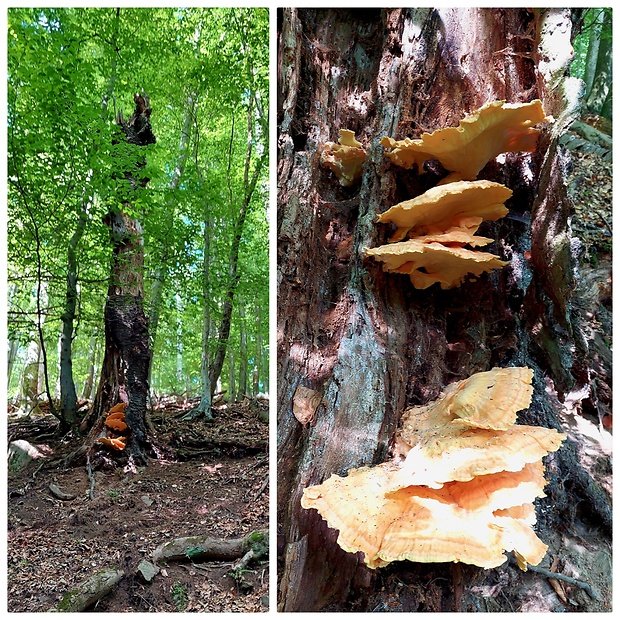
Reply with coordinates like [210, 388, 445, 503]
[97, 402, 128, 451]
[367, 180, 513, 289]
[369, 100, 551, 289]
[380, 99, 550, 182]
[320, 129, 367, 187]
[301, 367, 566, 571]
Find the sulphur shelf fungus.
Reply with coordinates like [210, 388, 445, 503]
[366, 237, 509, 290]
[380, 99, 551, 180]
[301, 367, 566, 571]
[320, 129, 366, 186]
[376, 180, 512, 243]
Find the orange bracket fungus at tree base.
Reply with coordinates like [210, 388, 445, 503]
[320, 129, 366, 186]
[301, 367, 566, 571]
[380, 99, 551, 180]
[105, 417, 128, 432]
[98, 403, 129, 449]
[97, 436, 127, 451]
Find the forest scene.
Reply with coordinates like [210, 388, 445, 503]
[7, 7, 269, 612]
[277, 7, 611, 613]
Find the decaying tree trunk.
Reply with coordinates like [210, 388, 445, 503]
[90, 93, 157, 464]
[277, 8, 611, 612]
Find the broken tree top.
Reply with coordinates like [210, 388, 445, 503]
[301, 367, 566, 571]
[117, 92, 156, 146]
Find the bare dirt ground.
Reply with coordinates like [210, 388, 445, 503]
[7, 397, 269, 613]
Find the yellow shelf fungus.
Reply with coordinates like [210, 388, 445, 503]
[301, 367, 566, 571]
[381, 99, 551, 180]
[366, 238, 509, 290]
[320, 129, 367, 187]
[376, 180, 512, 243]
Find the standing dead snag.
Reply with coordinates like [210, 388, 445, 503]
[91, 93, 156, 465]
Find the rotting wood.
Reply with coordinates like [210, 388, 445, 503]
[48, 482, 76, 501]
[48, 568, 124, 612]
[152, 529, 268, 564]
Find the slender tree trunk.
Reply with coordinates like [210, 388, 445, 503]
[185, 117, 215, 420]
[585, 11, 612, 116]
[7, 339, 20, 391]
[582, 9, 604, 96]
[81, 329, 99, 400]
[58, 200, 88, 426]
[16, 339, 41, 415]
[228, 342, 236, 404]
[208, 103, 266, 397]
[237, 297, 248, 399]
[147, 93, 195, 386]
[253, 303, 262, 395]
[59, 8, 120, 426]
[277, 7, 608, 612]
[195, 203, 214, 418]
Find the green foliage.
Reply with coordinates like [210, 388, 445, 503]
[570, 8, 612, 79]
[7, 7, 269, 403]
[183, 546, 205, 560]
[170, 582, 188, 611]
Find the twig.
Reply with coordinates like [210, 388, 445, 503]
[251, 475, 269, 501]
[86, 455, 96, 500]
[594, 208, 613, 236]
[247, 456, 268, 472]
[232, 548, 256, 573]
[519, 560, 601, 601]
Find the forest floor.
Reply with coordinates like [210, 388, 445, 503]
[7, 396, 269, 613]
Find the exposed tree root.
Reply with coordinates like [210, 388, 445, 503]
[48, 530, 268, 611]
[48, 568, 125, 612]
[152, 529, 268, 564]
[515, 558, 602, 602]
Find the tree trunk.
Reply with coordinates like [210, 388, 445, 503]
[228, 342, 236, 404]
[147, 93, 195, 387]
[208, 103, 267, 399]
[16, 339, 42, 415]
[58, 199, 88, 427]
[237, 297, 248, 399]
[277, 7, 609, 612]
[81, 329, 99, 400]
[581, 9, 604, 96]
[585, 11, 612, 117]
[91, 93, 156, 464]
[60, 11, 120, 426]
[7, 339, 20, 391]
[253, 303, 262, 396]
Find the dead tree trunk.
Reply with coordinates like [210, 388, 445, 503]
[91, 93, 156, 464]
[277, 7, 610, 612]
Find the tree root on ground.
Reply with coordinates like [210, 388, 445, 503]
[47, 529, 268, 612]
[152, 529, 269, 564]
[47, 568, 124, 612]
[513, 557, 602, 602]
